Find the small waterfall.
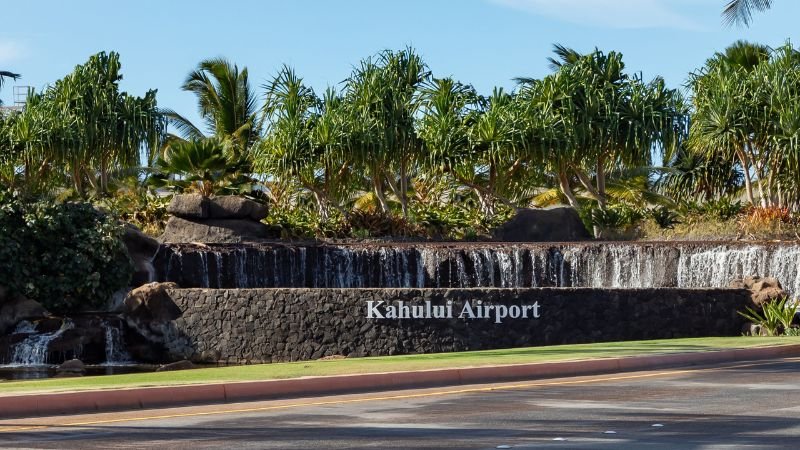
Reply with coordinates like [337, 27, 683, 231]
[153, 242, 800, 296]
[102, 321, 132, 365]
[9, 320, 73, 366]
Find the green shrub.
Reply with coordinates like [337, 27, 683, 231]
[0, 189, 132, 313]
[649, 205, 682, 230]
[590, 204, 645, 230]
[738, 297, 798, 336]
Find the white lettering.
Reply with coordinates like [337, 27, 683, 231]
[367, 301, 384, 319]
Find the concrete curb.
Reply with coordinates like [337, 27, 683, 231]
[2, 344, 800, 419]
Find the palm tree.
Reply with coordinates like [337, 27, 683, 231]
[0, 70, 20, 106]
[164, 58, 259, 161]
[152, 137, 245, 197]
[723, 0, 773, 26]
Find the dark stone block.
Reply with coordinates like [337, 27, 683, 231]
[493, 207, 592, 242]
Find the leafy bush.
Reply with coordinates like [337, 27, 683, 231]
[590, 204, 645, 230]
[703, 197, 743, 221]
[649, 206, 682, 230]
[0, 189, 132, 313]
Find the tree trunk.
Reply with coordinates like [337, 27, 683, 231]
[557, 171, 580, 209]
[400, 158, 409, 219]
[595, 155, 607, 208]
[574, 168, 602, 204]
[736, 149, 755, 205]
[373, 175, 390, 214]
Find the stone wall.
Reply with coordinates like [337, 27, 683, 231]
[164, 287, 752, 364]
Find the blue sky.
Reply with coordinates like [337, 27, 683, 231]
[2, 0, 799, 129]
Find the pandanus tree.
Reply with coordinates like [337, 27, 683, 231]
[520, 46, 686, 212]
[164, 58, 260, 162]
[344, 48, 429, 217]
[687, 41, 800, 208]
[2, 52, 163, 197]
[467, 88, 528, 215]
[255, 66, 348, 219]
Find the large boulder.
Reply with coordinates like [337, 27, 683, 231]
[122, 282, 189, 362]
[160, 216, 270, 243]
[493, 207, 592, 242]
[123, 282, 182, 323]
[0, 290, 49, 335]
[167, 194, 209, 219]
[208, 196, 268, 221]
[122, 224, 161, 287]
[729, 276, 788, 306]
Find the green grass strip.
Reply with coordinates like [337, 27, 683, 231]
[2, 336, 798, 395]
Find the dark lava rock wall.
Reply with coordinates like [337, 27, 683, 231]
[165, 287, 751, 364]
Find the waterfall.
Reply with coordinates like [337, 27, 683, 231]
[9, 320, 73, 366]
[153, 242, 800, 296]
[102, 321, 133, 365]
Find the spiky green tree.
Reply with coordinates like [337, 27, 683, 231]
[255, 66, 349, 219]
[343, 48, 429, 217]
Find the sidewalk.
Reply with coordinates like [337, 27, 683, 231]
[2, 343, 799, 419]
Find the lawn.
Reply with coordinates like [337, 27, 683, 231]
[1, 336, 798, 395]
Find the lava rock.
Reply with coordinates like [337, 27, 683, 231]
[0, 291, 49, 335]
[160, 216, 270, 243]
[122, 224, 161, 287]
[492, 207, 592, 242]
[167, 194, 209, 219]
[156, 359, 195, 372]
[208, 196, 268, 221]
[124, 282, 182, 322]
[57, 358, 86, 374]
[729, 276, 788, 306]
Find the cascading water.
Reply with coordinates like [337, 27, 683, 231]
[8, 320, 73, 366]
[154, 242, 800, 296]
[102, 321, 132, 365]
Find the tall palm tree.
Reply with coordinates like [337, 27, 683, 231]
[164, 58, 259, 161]
[722, 0, 773, 26]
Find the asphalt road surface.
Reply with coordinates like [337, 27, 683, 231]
[2, 358, 800, 449]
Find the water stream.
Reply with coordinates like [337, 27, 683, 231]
[8, 320, 73, 366]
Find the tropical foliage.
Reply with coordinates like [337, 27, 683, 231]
[2, 43, 800, 241]
[0, 188, 133, 313]
[0, 52, 164, 198]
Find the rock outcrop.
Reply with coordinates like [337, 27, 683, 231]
[122, 224, 161, 287]
[160, 194, 270, 243]
[493, 207, 592, 242]
[729, 276, 788, 306]
[123, 282, 182, 323]
[122, 282, 186, 362]
[0, 287, 49, 335]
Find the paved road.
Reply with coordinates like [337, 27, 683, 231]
[2, 358, 800, 449]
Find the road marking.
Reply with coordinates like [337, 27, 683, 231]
[0, 358, 794, 434]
